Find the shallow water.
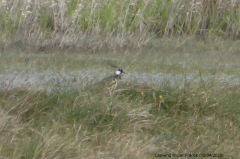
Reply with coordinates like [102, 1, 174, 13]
[0, 63, 238, 93]
[1, 47, 240, 93]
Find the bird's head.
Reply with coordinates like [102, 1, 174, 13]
[115, 67, 125, 76]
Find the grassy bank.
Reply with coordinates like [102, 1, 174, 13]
[2, 36, 240, 158]
[1, 79, 240, 158]
[1, 0, 240, 52]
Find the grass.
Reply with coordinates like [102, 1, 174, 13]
[1, 0, 240, 52]
[1, 75, 240, 158]
[2, 37, 240, 76]
[1, 36, 240, 157]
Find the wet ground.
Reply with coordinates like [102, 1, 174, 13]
[2, 37, 240, 92]
[1, 53, 239, 93]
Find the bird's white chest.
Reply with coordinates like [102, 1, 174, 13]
[115, 70, 121, 75]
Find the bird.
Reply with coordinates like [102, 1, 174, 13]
[101, 64, 125, 81]
[86, 64, 126, 89]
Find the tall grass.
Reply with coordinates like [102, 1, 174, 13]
[1, 0, 240, 52]
[1, 79, 240, 158]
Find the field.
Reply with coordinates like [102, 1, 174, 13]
[1, 0, 240, 159]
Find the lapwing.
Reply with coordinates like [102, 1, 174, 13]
[100, 64, 125, 82]
[86, 64, 126, 89]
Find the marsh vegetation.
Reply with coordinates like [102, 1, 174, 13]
[1, 0, 240, 158]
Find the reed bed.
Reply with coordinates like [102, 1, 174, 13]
[1, 0, 240, 52]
